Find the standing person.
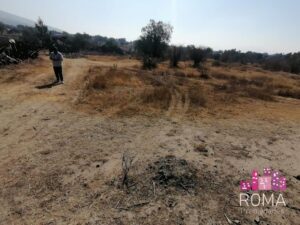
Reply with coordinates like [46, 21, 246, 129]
[50, 47, 64, 84]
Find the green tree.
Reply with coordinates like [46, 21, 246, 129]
[189, 46, 210, 68]
[35, 18, 51, 49]
[71, 33, 91, 52]
[169, 46, 182, 68]
[21, 26, 40, 50]
[136, 20, 173, 69]
[0, 22, 5, 34]
[101, 40, 124, 55]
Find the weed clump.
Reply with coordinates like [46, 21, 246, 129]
[148, 155, 198, 191]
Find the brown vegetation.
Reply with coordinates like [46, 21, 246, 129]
[72, 56, 300, 118]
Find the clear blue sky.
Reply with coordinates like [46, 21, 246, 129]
[1, 0, 299, 53]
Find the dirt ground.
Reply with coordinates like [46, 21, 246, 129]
[0, 55, 299, 225]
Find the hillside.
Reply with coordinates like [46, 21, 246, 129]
[0, 10, 61, 31]
[0, 10, 35, 27]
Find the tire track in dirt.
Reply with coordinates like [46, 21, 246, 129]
[166, 88, 190, 121]
[57, 58, 91, 104]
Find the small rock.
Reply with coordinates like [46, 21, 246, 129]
[254, 216, 260, 224]
[206, 146, 215, 156]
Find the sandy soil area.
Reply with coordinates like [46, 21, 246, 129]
[0, 55, 299, 225]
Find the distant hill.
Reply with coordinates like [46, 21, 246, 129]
[0, 10, 61, 31]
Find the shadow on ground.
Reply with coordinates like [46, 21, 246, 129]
[35, 82, 61, 89]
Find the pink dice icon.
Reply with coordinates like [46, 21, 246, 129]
[279, 177, 287, 191]
[240, 180, 251, 191]
[272, 171, 280, 191]
[263, 167, 272, 176]
[258, 176, 272, 190]
[251, 170, 259, 191]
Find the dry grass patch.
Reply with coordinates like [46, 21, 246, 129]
[243, 87, 275, 101]
[210, 72, 239, 81]
[141, 86, 172, 110]
[89, 74, 107, 90]
[74, 60, 299, 117]
[76, 66, 182, 115]
[75, 67, 144, 113]
[188, 85, 207, 107]
[0, 57, 49, 83]
[277, 88, 300, 99]
[212, 74, 275, 101]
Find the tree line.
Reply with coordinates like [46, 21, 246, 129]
[135, 20, 300, 74]
[1, 19, 299, 75]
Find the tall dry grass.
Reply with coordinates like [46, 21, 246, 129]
[74, 59, 299, 116]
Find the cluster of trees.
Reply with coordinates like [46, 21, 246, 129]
[212, 49, 266, 64]
[135, 20, 212, 69]
[263, 53, 300, 74]
[0, 21, 42, 60]
[212, 49, 300, 74]
[135, 20, 300, 74]
[54, 32, 128, 54]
